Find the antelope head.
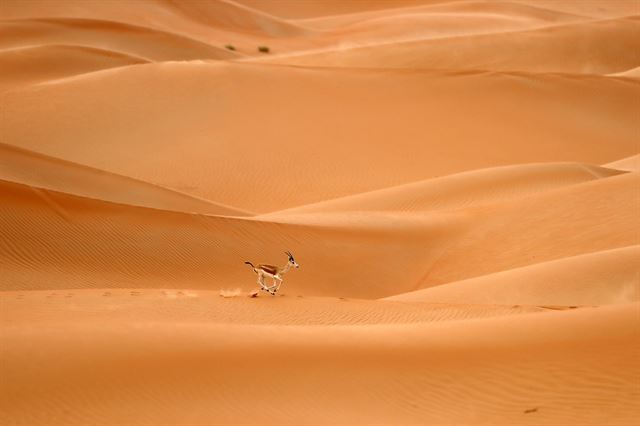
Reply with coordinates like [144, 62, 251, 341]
[285, 251, 299, 269]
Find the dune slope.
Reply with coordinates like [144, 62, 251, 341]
[0, 44, 147, 93]
[260, 16, 640, 74]
[1, 169, 636, 299]
[1, 62, 637, 212]
[1, 300, 638, 425]
[264, 162, 624, 215]
[0, 18, 240, 62]
[385, 245, 640, 306]
[0, 143, 251, 215]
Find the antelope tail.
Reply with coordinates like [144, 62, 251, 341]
[244, 261, 255, 269]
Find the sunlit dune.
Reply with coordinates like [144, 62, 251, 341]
[605, 153, 640, 171]
[609, 65, 640, 78]
[384, 245, 640, 306]
[258, 16, 640, 74]
[263, 162, 624, 215]
[2, 62, 637, 212]
[1, 0, 638, 425]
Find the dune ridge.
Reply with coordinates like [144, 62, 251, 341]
[605, 154, 640, 171]
[0, 44, 148, 93]
[0, 143, 251, 216]
[263, 162, 625, 215]
[0, 18, 241, 62]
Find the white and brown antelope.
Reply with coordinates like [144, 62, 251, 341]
[245, 251, 299, 295]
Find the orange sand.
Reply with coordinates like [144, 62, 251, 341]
[1, 1, 638, 425]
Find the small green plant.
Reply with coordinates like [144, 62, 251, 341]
[257, 46, 270, 53]
[225, 44, 236, 51]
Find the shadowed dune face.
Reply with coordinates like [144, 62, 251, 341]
[0, 18, 241, 62]
[0, 143, 251, 215]
[1, 1, 639, 425]
[0, 45, 148, 93]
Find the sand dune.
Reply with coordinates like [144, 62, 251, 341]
[0, 177, 466, 297]
[237, 0, 453, 19]
[264, 162, 624, 215]
[1, 167, 635, 299]
[609, 65, 640, 78]
[0, 0, 316, 55]
[510, 0, 640, 19]
[2, 1, 638, 425]
[0, 18, 240, 62]
[241, 0, 640, 20]
[260, 16, 640, 74]
[2, 298, 638, 425]
[0, 0, 304, 38]
[605, 154, 640, 171]
[1, 289, 545, 327]
[385, 245, 640, 306]
[409, 172, 640, 288]
[0, 44, 147, 93]
[2, 62, 637, 212]
[294, 1, 587, 33]
[0, 143, 250, 215]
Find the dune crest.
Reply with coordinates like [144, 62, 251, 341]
[604, 154, 640, 171]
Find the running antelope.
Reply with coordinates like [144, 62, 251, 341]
[245, 251, 299, 295]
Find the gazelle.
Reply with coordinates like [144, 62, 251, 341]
[245, 251, 299, 295]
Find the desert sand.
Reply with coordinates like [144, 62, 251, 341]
[0, 1, 639, 425]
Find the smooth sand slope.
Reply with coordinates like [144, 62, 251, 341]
[264, 162, 624, 214]
[260, 16, 640, 74]
[0, 18, 241, 62]
[0, 0, 316, 55]
[605, 154, 640, 172]
[1, 1, 639, 425]
[2, 299, 638, 425]
[291, 1, 587, 30]
[1, 169, 637, 298]
[0, 45, 147, 93]
[0, 143, 251, 215]
[385, 245, 640, 306]
[2, 62, 638, 212]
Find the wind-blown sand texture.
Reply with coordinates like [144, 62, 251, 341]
[1, 1, 639, 425]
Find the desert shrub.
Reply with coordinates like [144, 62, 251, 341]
[258, 46, 270, 53]
[225, 45, 236, 51]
